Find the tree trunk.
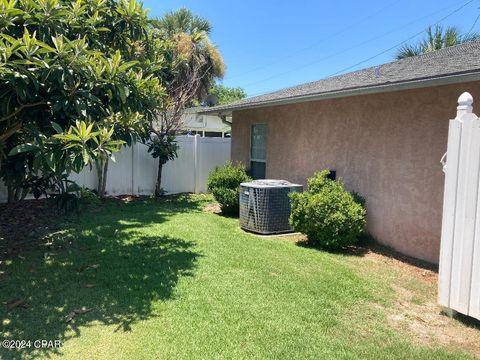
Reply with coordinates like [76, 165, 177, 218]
[95, 158, 109, 198]
[19, 186, 28, 201]
[100, 158, 108, 198]
[14, 186, 22, 202]
[7, 184, 14, 203]
[95, 159, 103, 196]
[155, 161, 163, 197]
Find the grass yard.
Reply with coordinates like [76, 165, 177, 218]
[0, 195, 479, 359]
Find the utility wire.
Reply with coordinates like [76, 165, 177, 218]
[327, 0, 475, 77]
[465, 12, 480, 36]
[223, 0, 402, 81]
[244, 0, 475, 96]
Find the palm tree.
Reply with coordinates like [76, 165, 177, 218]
[148, 9, 225, 197]
[156, 8, 212, 36]
[396, 25, 480, 59]
[155, 8, 225, 100]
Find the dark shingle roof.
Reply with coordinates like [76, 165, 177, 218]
[202, 41, 480, 114]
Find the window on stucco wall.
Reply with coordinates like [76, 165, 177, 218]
[250, 124, 266, 179]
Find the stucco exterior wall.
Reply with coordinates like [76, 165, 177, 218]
[231, 82, 480, 264]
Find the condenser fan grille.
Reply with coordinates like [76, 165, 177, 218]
[239, 180, 302, 234]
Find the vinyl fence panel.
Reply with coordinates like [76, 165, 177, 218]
[106, 142, 136, 195]
[439, 92, 480, 320]
[196, 137, 231, 193]
[132, 142, 159, 195]
[0, 135, 231, 202]
[162, 136, 196, 194]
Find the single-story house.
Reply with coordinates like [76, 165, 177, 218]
[202, 41, 480, 264]
[181, 106, 231, 137]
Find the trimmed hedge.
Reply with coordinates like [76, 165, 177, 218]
[289, 170, 366, 250]
[207, 162, 251, 215]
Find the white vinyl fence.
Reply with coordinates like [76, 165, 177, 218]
[0, 135, 230, 201]
[439, 92, 480, 320]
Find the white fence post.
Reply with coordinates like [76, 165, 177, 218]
[194, 134, 199, 194]
[131, 144, 135, 195]
[456, 92, 474, 115]
[439, 92, 480, 320]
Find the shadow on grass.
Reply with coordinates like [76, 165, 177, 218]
[296, 233, 438, 272]
[295, 235, 369, 257]
[216, 212, 239, 219]
[448, 312, 480, 330]
[0, 197, 202, 359]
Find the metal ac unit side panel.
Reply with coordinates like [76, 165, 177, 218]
[239, 182, 303, 234]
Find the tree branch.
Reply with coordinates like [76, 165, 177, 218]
[0, 101, 47, 124]
[0, 123, 22, 143]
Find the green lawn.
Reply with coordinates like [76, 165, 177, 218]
[0, 195, 475, 359]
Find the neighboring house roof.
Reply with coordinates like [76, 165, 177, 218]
[152, 107, 231, 133]
[182, 106, 209, 114]
[201, 41, 480, 115]
[181, 107, 231, 133]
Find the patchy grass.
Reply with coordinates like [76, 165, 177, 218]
[0, 195, 478, 359]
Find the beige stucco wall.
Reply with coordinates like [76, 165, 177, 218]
[232, 82, 480, 264]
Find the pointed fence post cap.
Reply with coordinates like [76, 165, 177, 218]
[457, 92, 473, 116]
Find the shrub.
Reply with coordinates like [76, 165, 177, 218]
[306, 169, 335, 194]
[350, 191, 366, 207]
[80, 187, 101, 207]
[207, 162, 251, 215]
[289, 171, 366, 250]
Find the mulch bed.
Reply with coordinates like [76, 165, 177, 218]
[0, 199, 61, 261]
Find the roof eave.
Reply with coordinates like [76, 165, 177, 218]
[200, 71, 480, 116]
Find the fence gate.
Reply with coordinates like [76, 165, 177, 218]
[439, 92, 480, 320]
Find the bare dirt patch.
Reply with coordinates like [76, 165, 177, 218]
[203, 202, 221, 214]
[362, 247, 480, 358]
[0, 199, 61, 261]
[385, 283, 480, 357]
[363, 246, 438, 284]
[287, 234, 480, 357]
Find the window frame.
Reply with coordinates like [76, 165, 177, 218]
[250, 123, 267, 179]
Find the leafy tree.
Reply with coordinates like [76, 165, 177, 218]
[96, 111, 148, 198]
[0, 0, 167, 201]
[396, 25, 480, 59]
[208, 84, 247, 105]
[148, 8, 225, 197]
[147, 134, 178, 196]
[0, 2, 226, 202]
[9, 120, 123, 211]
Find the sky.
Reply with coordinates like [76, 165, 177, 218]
[142, 0, 480, 97]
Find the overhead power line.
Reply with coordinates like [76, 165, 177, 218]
[223, 0, 402, 81]
[327, 0, 475, 77]
[465, 12, 480, 36]
[244, 0, 475, 96]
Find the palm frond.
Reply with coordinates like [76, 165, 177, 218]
[444, 26, 461, 47]
[395, 24, 480, 59]
[396, 44, 423, 59]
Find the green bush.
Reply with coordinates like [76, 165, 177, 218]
[207, 162, 251, 215]
[305, 169, 335, 194]
[350, 191, 366, 207]
[79, 187, 101, 207]
[289, 171, 366, 250]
